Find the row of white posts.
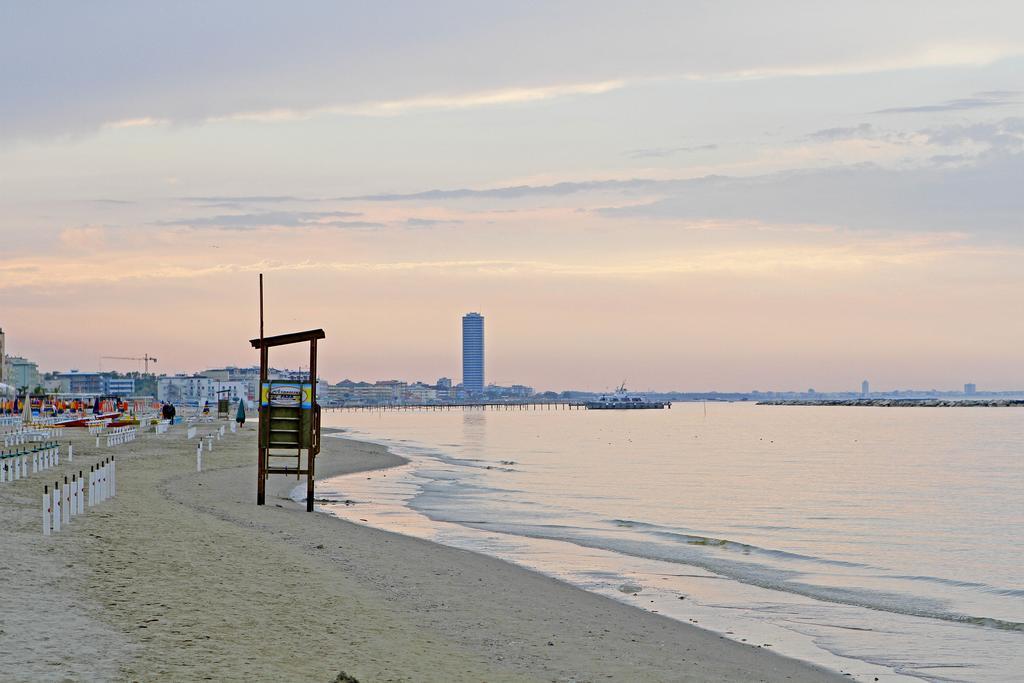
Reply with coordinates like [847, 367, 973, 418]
[0, 442, 66, 484]
[101, 427, 137, 448]
[87, 421, 110, 436]
[3, 428, 59, 447]
[43, 458, 116, 535]
[195, 424, 233, 471]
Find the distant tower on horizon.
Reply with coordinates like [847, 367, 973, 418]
[861, 380, 869, 396]
[462, 312, 485, 395]
[964, 383, 977, 395]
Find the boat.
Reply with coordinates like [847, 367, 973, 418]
[584, 383, 670, 410]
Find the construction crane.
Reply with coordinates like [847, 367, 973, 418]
[100, 354, 158, 373]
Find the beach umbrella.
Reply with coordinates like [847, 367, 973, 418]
[93, 396, 101, 414]
[22, 394, 32, 423]
[236, 398, 246, 425]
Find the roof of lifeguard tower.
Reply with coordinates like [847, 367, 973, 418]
[249, 329, 325, 349]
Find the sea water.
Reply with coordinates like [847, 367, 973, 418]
[318, 403, 1023, 682]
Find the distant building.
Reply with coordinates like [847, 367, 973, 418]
[56, 370, 105, 394]
[157, 375, 250, 406]
[462, 312, 485, 395]
[964, 383, 977, 395]
[0, 327, 5, 383]
[861, 380, 869, 396]
[436, 377, 453, 400]
[7, 356, 41, 390]
[104, 377, 136, 396]
[201, 366, 261, 403]
[485, 384, 534, 399]
[404, 382, 437, 403]
[350, 380, 406, 404]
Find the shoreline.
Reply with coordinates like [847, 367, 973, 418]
[758, 398, 1024, 407]
[2, 422, 846, 681]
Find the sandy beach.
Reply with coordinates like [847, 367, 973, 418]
[1, 420, 846, 682]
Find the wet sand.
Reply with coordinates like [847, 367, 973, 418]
[1, 420, 845, 681]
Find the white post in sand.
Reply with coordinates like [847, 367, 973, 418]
[63, 476, 71, 526]
[52, 483, 61, 533]
[197, 444, 202, 472]
[68, 444, 73, 462]
[77, 472, 85, 514]
[70, 475, 77, 518]
[43, 486, 51, 536]
[110, 459, 115, 497]
[88, 466, 94, 507]
[207, 435, 213, 452]
[32, 452, 38, 473]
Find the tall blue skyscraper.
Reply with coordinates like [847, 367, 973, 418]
[462, 312, 484, 394]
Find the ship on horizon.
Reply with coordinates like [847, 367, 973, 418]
[584, 383, 670, 410]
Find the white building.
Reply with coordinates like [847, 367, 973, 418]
[6, 356, 41, 390]
[157, 375, 251, 406]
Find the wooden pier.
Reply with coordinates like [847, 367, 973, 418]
[325, 401, 586, 412]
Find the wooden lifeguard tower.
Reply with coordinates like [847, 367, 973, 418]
[250, 276, 324, 511]
[215, 388, 232, 419]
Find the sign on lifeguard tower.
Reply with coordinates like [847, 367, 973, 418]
[259, 381, 315, 449]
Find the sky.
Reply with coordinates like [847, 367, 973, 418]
[1, 1, 1023, 392]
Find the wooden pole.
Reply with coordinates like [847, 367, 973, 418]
[257, 274, 267, 506]
[307, 338, 317, 512]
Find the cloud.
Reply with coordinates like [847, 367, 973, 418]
[4, 3, 1024, 141]
[158, 211, 377, 230]
[180, 196, 307, 204]
[404, 217, 465, 228]
[805, 123, 877, 142]
[59, 226, 107, 250]
[923, 117, 1024, 151]
[6, 235, 1002, 293]
[598, 153, 1024, 235]
[343, 178, 678, 202]
[873, 90, 1019, 114]
[219, 80, 626, 122]
[624, 144, 718, 159]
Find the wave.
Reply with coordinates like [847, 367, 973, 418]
[335, 429, 1024, 634]
[430, 515, 1024, 633]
